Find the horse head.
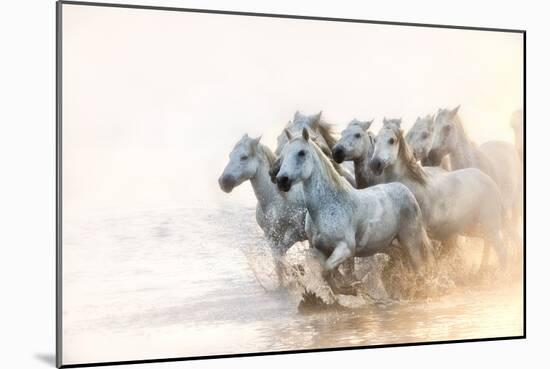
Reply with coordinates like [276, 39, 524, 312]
[218, 134, 262, 193]
[332, 119, 374, 164]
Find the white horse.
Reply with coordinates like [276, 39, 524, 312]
[369, 119, 508, 269]
[332, 119, 383, 189]
[427, 106, 522, 234]
[218, 134, 308, 282]
[274, 110, 357, 187]
[405, 114, 450, 170]
[273, 128, 434, 294]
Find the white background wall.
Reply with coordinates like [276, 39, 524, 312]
[0, 0, 545, 368]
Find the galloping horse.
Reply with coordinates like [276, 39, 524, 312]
[370, 119, 508, 269]
[273, 128, 434, 294]
[332, 119, 382, 189]
[219, 134, 308, 283]
[427, 106, 522, 239]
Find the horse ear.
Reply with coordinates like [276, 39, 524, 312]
[252, 135, 262, 147]
[294, 110, 301, 121]
[313, 111, 322, 122]
[451, 105, 460, 116]
[284, 129, 293, 141]
[359, 120, 373, 131]
[416, 116, 421, 123]
[302, 128, 310, 141]
[383, 117, 388, 125]
[427, 115, 435, 130]
[310, 111, 322, 128]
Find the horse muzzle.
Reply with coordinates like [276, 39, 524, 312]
[276, 175, 292, 192]
[332, 146, 345, 164]
[218, 175, 236, 193]
[369, 158, 385, 176]
[426, 149, 442, 166]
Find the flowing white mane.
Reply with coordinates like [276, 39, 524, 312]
[309, 139, 352, 191]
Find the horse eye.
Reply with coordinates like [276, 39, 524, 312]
[443, 125, 451, 133]
[421, 132, 429, 140]
[240, 155, 248, 161]
[298, 150, 306, 157]
[354, 133, 361, 139]
[388, 138, 395, 145]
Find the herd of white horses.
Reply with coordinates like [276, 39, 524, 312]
[218, 107, 524, 296]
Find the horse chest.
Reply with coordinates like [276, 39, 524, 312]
[308, 208, 351, 252]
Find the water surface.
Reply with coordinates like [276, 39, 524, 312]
[62, 207, 523, 365]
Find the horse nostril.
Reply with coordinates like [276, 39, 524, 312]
[278, 176, 289, 185]
[332, 147, 344, 163]
[219, 175, 236, 192]
[427, 150, 440, 165]
[369, 159, 382, 174]
[276, 175, 292, 192]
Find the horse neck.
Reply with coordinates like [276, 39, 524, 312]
[302, 153, 350, 221]
[448, 121, 479, 170]
[354, 134, 375, 188]
[250, 154, 279, 212]
[384, 149, 428, 211]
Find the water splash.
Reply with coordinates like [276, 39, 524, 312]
[240, 232, 524, 310]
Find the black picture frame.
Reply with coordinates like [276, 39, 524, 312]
[56, 1, 527, 367]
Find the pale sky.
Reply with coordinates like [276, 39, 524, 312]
[62, 4, 523, 217]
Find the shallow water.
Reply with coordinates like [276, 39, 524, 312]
[62, 207, 523, 365]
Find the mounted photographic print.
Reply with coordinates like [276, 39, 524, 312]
[56, 1, 525, 367]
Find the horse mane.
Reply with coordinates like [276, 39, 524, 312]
[452, 113, 477, 148]
[309, 140, 351, 191]
[395, 128, 428, 185]
[257, 143, 276, 167]
[317, 119, 339, 150]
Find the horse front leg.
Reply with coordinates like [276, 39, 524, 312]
[272, 229, 302, 287]
[323, 241, 357, 295]
[480, 229, 507, 274]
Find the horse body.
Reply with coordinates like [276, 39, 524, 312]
[332, 119, 382, 188]
[274, 128, 434, 285]
[370, 120, 507, 267]
[219, 135, 307, 258]
[428, 107, 522, 225]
